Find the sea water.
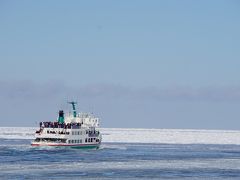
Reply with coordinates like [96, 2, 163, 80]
[1, 128, 240, 179]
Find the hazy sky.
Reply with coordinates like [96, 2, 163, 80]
[0, 0, 240, 129]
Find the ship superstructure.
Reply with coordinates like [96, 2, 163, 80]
[31, 102, 101, 148]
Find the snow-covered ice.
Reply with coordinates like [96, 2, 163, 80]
[1, 127, 240, 145]
[102, 128, 240, 145]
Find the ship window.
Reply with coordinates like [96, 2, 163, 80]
[78, 131, 79, 135]
[68, 140, 71, 144]
[91, 138, 93, 142]
[85, 138, 87, 143]
[71, 140, 74, 143]
[80, 139, 82, 143]
[88, 138, 91, 142]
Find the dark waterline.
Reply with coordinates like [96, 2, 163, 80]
[1, 139, 240, 179]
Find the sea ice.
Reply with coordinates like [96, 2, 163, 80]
[1, 127, 240, 145]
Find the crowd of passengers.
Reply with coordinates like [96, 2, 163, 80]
[35, 122, 100, 135]
[40, 122, 83, 129]
[36, 128, 99, 136]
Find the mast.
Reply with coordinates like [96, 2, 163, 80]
[68, 101, 77, 118]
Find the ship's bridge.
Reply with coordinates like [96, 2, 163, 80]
[64, 112, 99, 127]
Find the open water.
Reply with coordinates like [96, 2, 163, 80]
[1, 139, 240, 179]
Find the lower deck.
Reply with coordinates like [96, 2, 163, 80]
[33, 137, 100, 144]
[31, 141, 100, 149]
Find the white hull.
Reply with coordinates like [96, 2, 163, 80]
[31, 141, 100, 148]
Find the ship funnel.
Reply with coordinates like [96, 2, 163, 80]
[58, 110, 64, 123]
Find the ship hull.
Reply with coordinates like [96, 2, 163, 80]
[31, 142, 100, 149]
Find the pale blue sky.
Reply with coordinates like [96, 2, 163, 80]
[0, 0, 240, 129]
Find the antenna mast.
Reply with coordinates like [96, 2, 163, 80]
[68, 101, 77, 118]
